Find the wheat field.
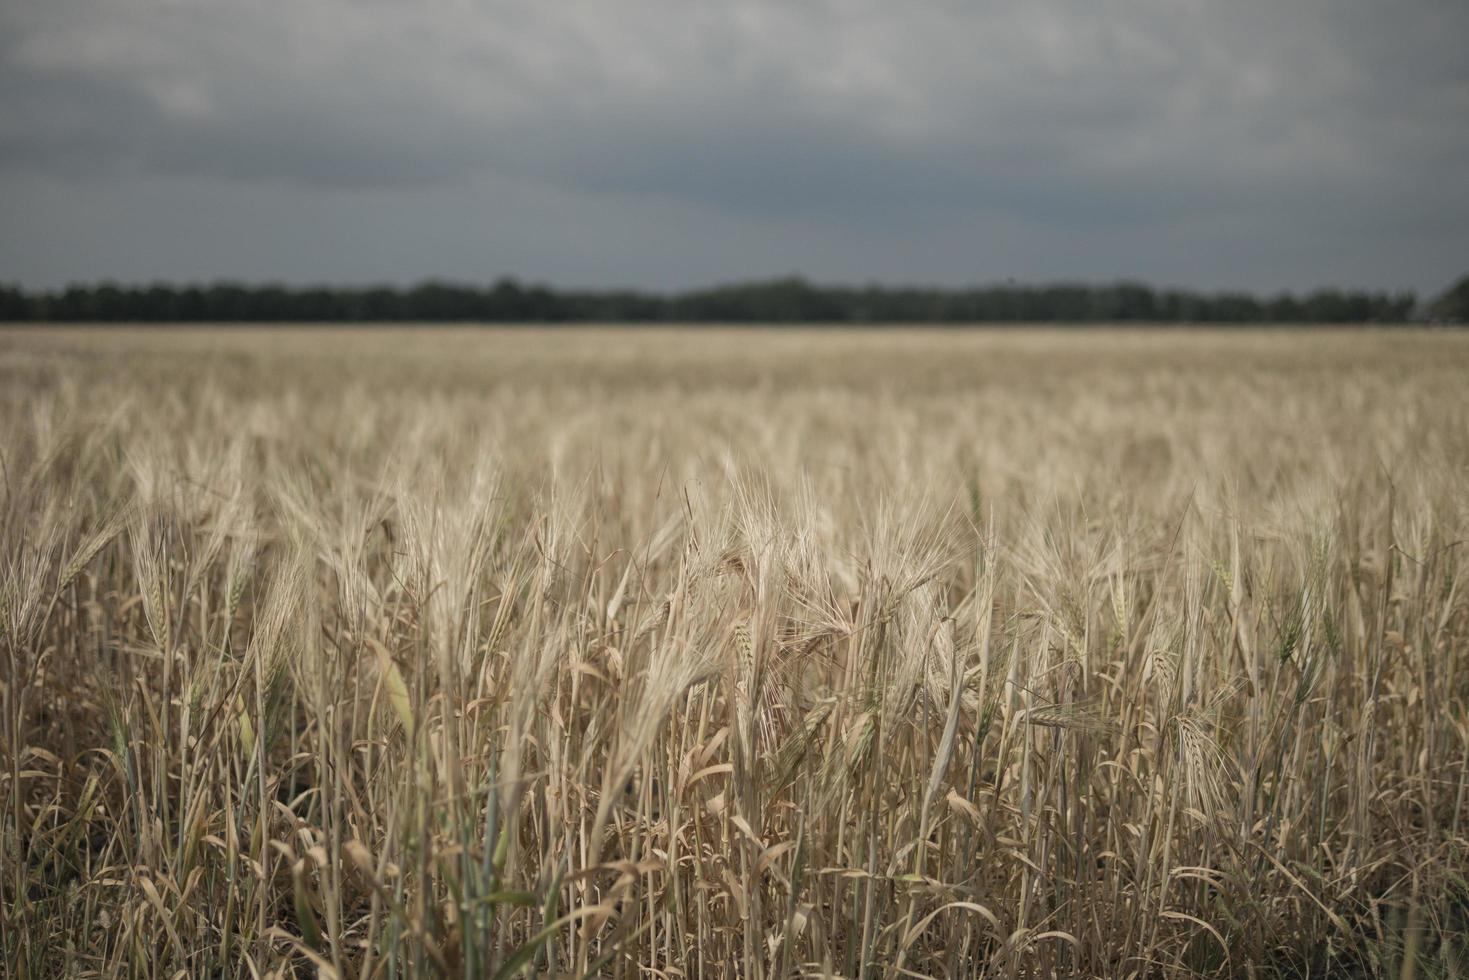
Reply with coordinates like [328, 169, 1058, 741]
[1, 326, 1466, 978]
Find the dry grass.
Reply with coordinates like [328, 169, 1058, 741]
[1, 325, 1467, 978]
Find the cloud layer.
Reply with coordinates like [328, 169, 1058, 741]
[2, 0, 1466, 293]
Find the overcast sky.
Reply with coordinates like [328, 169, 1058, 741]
[1, 0, 1465, 295]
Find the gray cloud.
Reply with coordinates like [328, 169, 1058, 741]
[2, 0, 1466, 294]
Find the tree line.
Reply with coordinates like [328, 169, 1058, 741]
[0, 277, 1427, 324]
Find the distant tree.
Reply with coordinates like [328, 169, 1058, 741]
[1387, 291, 1417, 321]
[1429, 274, 1469, 322]
[1265, 294, 1304, 322]
[0, 284, 30, 320]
